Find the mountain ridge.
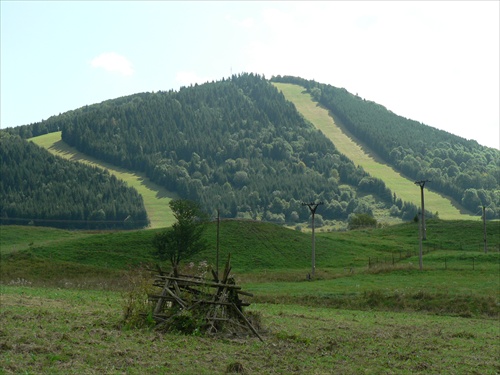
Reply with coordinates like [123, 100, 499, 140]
[2, 73, 498, 229]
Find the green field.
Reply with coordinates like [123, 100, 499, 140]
[3, 219, 498, 278]
[273, 83, 477, 221]
[1, 285, 498, 374]
[30, 132, 176, 229]
[1, 220, 499, 373]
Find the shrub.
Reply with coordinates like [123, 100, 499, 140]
[348, 213, 377, 230]
[121, 267, 155, 329]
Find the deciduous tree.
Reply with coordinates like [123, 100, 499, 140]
[152, 199, 208, 267]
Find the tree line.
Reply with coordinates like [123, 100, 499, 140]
[0, 133, 149, 229]
[272, 75, 500, 219]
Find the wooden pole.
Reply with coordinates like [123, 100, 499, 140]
[418, 211, 423, 271]
[216, 209, 220, 277]
[311, 210, 316, 277]
[302, 202, 323, 278]
[415, 180, 430, 270]
[415, 180, 429, 240]
[231, 303, 264, 342]
[483, 206, 488, 253]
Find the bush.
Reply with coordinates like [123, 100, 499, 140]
[121, 267, 155, 329]
[348, 213, 377, 230]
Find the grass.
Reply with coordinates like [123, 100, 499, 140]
[0, 225, 89, 255]
[273, 82, 478, 221]
[2, 219, 498, 276]
[244, 268, 499, 318]
[1, 220, 498, 312]
[3, 219, 497, 273]
[4, 87, 498, 373]
[30, 132, 177, 229]
[1, 285, 498, 374]
[1, 220, 498, 373]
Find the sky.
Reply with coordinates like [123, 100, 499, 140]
[1, 1, 499, 149]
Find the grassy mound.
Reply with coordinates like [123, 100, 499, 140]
[1, 219, 498, 318]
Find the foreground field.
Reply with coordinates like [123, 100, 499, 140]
[274, 82, 477, 221]
[30, 132, 176, 229]
[1, 286, 498, 375]
[1, 221, 498, 373]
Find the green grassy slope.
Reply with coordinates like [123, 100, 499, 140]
[274, 83, 477, 221]
[2, 220, 497, 273]
[2, 221, 498, 308]
[0, 225, 88, 255]
[30, 131, 176, 229]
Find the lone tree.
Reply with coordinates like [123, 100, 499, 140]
[153, 199, 208, 269]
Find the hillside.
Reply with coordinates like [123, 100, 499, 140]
[0, 133, 148, 229]
[1, 219, 498, 280]
[30, 131, 176, 229]
[274, 82, 476, 220]
[1, 219, 499, 325]
[3, 73, 498, 229]
[3, 73, 420, 228]
[273, 76, 500, 219]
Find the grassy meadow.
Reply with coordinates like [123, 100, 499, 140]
[30, 132, 177, 229]
[1, 285, 498, 375]
[273, 82, 478, 221]
[1, 220, 499, 374]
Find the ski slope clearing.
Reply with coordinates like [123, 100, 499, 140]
[31, 132, 176, 229]
[274, 83, 476, 220]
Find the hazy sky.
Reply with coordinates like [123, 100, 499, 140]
[1, 1, 499, 149]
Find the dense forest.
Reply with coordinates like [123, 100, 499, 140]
[3, 73, 421, 226]
[0, 133, 148, 229]
[272, 76, 500, 219]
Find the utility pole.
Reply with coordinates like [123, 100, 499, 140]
[415, 180, 430, 271]
[418, 210, 423, 271]
[415, 180, 430, 240]
[483, 206, 488, 253]
[302, 202, 323, 278]
[216, 209, 220, 277]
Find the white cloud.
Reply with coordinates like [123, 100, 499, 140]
[90, 52, 134, 76]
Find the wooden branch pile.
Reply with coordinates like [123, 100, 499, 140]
[149, 255, 263, 341]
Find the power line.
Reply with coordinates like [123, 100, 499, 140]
[0, 217, 149, 224]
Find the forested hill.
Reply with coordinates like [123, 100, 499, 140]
[4, 73, 498, 226]
[3, 73, 421, 225]
[272, 76, 500, 219]
[0, 134, 149, 229]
